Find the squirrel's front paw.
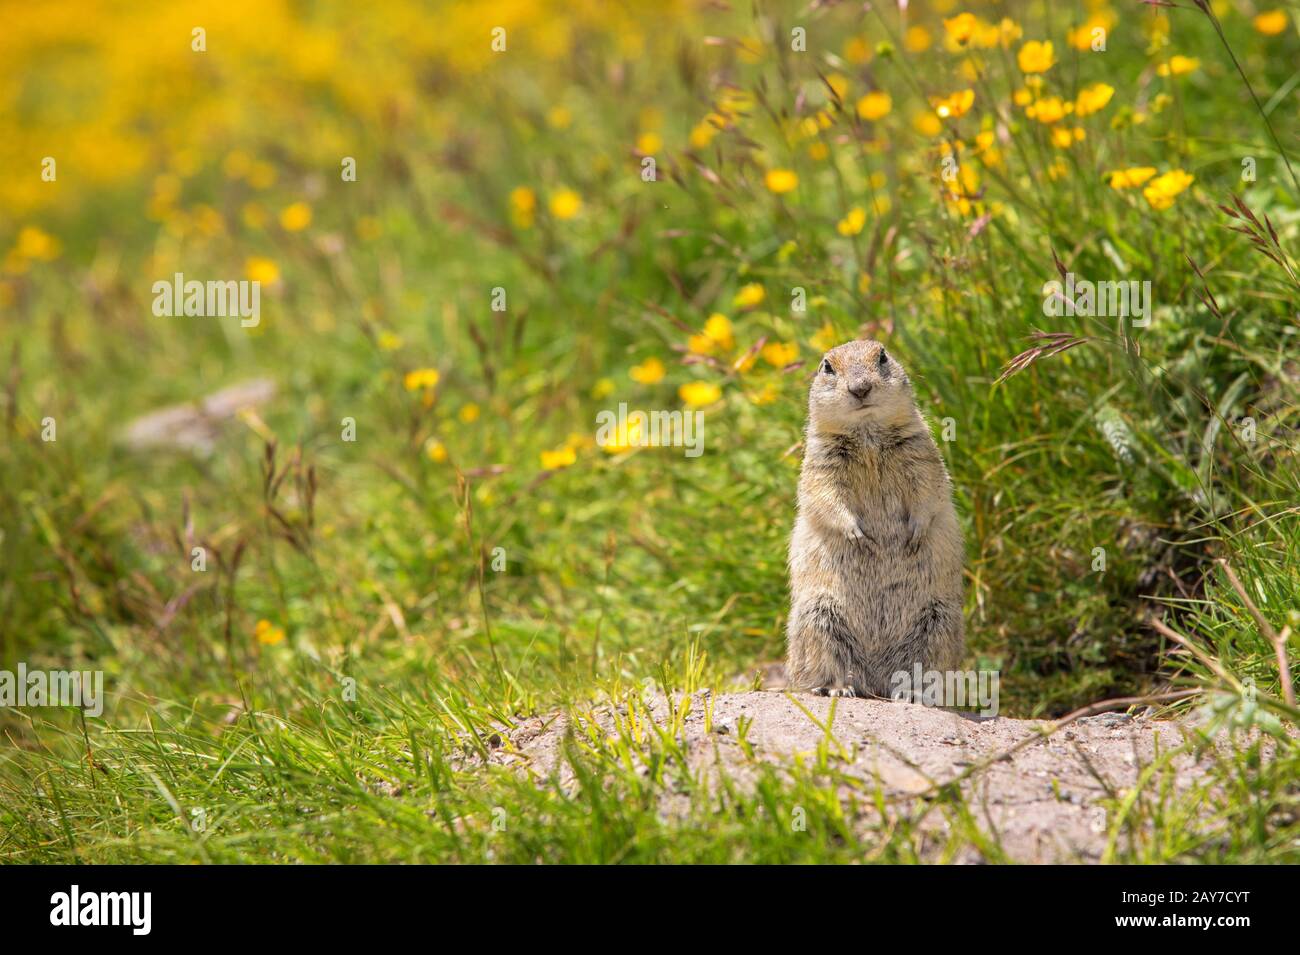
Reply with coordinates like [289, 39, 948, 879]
[846, 519, 876, 551]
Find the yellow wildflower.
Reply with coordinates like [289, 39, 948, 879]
[255, 619, 286, 646]
[703, 312, 735, 350]
[549, 189, 582, 220]
[1075, 83, 1115, 117]
[245, 257, 280, 285]
[459, 403, 481, 424]
[931, 89, 975, 119]
[592, 378, 616, 399]
[636, 132, 662, 155]
[843, 36, 872, 64]
[765, 169, 798, 194]
[856, 91, 892, 121]
[679, 381, 722, 407]
[404, 368, 440, 391]
[1142, 169, 1194, 210]
[1156, 56, 1199, 77]
[1017, 40, 1056, 73]
[1254, 9, 1288, 35]
[1107, 167, 1157, 189]
[509, 187, 536, 228]
[904, 25, 933, 52]
[377, 331, 403, 351]
[761, 342, 799, 367]
[943, 13, 979, 46]
[540, 445, 577, 470]
[733, 283, 766, 309]
[630, 356, 667, 384]
[1026, 96, 1069, 124]
[837, 206, 868, 236]
[279, 202, 312, 232]
[810, 323, 839, 352]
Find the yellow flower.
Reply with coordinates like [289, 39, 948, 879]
[540, 445, 577, 470]
[599, 417, 643, 453]
[765, 169, 798, 194]
[245, 257, 280, 285]
[458, 403, 481, 424]
[690, 116, 723, 149]
[404, 368, 440, 391]
[843, 36, 873, 64]
[636, 132, 662, 155]
[733, 283, 766, 309]
[546, 105, 572, 129]
[1254, 9, 1288, 35]
[930, 89, 975, 120]
[1017, 40, 1056, 73]
[679, 381, 722, 407]
[943, 13, 979, 46]
[255, 619, 286, 646]
[279, 202, 312, 232]
[425, 439, 448, 463]
[856, 91, 892, 122]
[630, 356, 666, 384]
[904, 25, 933, 52]
[1025, 96, 1069, 124]
[837, 206, 868, 236]
[1075, 83, 1115, 117]
[1067, 13, 1114, 51]
[1107, 167, 1157, 190]
[761, 341, 799, 367]
[1050, 126, 1085, 148]
[1156, 56, 1199, 77]
[748, 383, 779, 405]
[1143, 169, 1194, 210]
[377, 331, 403, 351]
[810, 323, 839, 352]
[549, 188, 582, 220]
[14, 226, 61, 261]
[510, 186, 536, 228]
[913, 111, 943, 137]
[825, 73, 851, 101]
[703, 312, 735, 350]
[591, 377, 616, 399]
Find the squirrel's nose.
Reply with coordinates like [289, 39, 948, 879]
[848, 380, 873, 400]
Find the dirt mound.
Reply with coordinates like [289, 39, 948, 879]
[495, 690, 1219, 862]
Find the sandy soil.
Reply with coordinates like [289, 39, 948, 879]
[492, 688, 1226, 862]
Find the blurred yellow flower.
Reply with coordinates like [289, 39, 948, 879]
[14, 226, 61, 261]
[377, 331, 403, 351]
[245, 257, 280, 285]
[856, 91, 892, 121]
[1156, 56, 1199, 77]
[931, 89, 975, 119]
[1067, 13, 1114, 51]
[765, 169, 798, 194]
[825, 73, 850, 101]
[748, 383, 779, 405]
[630, 356, 666, 383]
[810, 323, 839, 352]
[404, 368, 440, 391]
[732, 285, 763, 310]
[425, 439, 448, 463]
[546, 105, 572, 129]
[636, 131, 662, 154]
[510, 186, 536, 228]
[549, 188, 582, 220]
[247, 161, 277, 190]
[913, 111, 943, 137]
[762, 341, 799, 367]
[843, 36, 872, 64]
[904, 25, 933, 52]
[1142, 169, 1193, 210]
[255, 619, 286, 646]
[1026, 96, 1069, 124]
[1050, 126, 1085, 148]
[540, 445, 577, 470]
[592, 378, 615, 399]
[690, 116, 723, 150]
[1254, 9, 1288, 35]
[1017, 40, 1056, 73]
[679, 381, 722, 407]
[943, 13, 978, 46]
[703, 312, 735, 350]
[459, 403, 481, 424]
[1075, 83, 1115, 117]
[837, 206, 868, 236]
[279, 202, 312, 232]
[599, 417, 643, 453]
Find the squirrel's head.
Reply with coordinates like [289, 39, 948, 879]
[808, 339, 914, 433]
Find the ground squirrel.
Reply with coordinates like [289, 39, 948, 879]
[786, 339, 964, 698]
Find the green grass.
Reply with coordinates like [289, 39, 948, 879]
[2, 0, 1299, 862]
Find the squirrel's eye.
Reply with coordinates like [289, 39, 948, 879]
[878, 349, 889, 368]
[821, 359, 835, 375]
